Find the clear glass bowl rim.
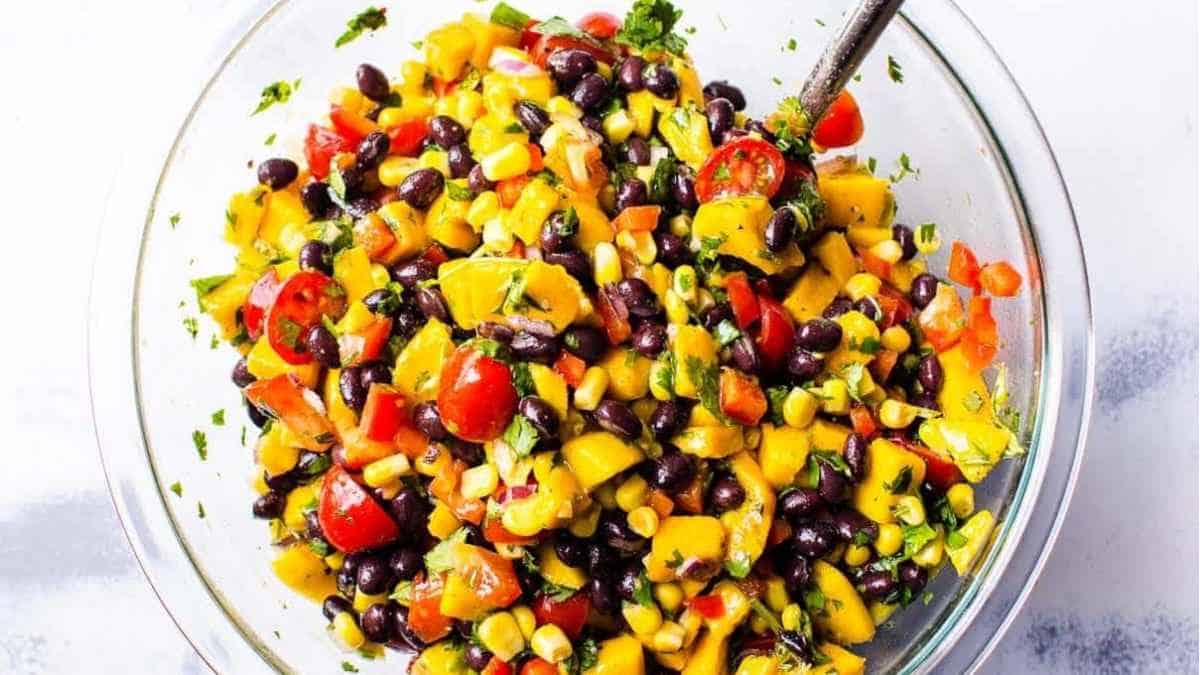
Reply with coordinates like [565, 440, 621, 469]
[87, 1, 1095, 672]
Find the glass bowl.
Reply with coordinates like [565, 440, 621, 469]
[88, 0, 1093, 672]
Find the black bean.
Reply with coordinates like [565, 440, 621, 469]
[588, 576, 619, 615]
[779, 556, 811, 593]
[300, 181, 336, 218]
[601, 516, 645, 553]
[623, 136, 651, 165]
[615, 178, 648, 213]
[246, 398, 270, 428]
[338, 165, 366, 198]
[729, 336, 761, 375]
[356, 556, 392, 595]
[543, 250, 593, 290]
[705, 98, 736, 140]
[467, 163, 494, 193]
[339, 367, 367, 411]
[650, 449, 695, 493]
[671, 170, 698, 210]
[303, 324, 341, 368]
[822, 296, 854, 319]
[631, 321, 667, 357]
[792, 521, 836, 558]
[540, 219, 571, 254]
[860, 570, 899, 600]
[389, 488, 427, 533]
[909, 390, 939, 412]
[360, 362, 392, 389]
[843, 433, 869, 481]
[832, 509, 879, 544]
[616, 278, 659, 318]
[786, 347, 823, 382]
[397, 168, 444, 209]
[892, 224, 918, 261]
[818, 463, 850, 504]
[708, 475, 746, 511]
[745, 118, 776, 142]
[510, 331, 559, 364]
[580, 114, 604, 135]
[464, 643, 493, 671]
[354, 131, 390, 170]
[392, 305, 424, 338]
[446, 143, 475, 179]
[795, 318, 843, 353]
[764, 206, 797, 253]
[346, 196, 379, 219]
[616, 563, 643, 601]
[298, 240, 332, 274]
[587, 543, 617, 578]
[594, 400, 642, 440]
[518, 396, 560, 438]
[232, 357, 255, 388]
[555, 533, 590, 568]
[415, 286, 450, 322]
[779, 631, 813, 661]
[323, 595, 354, 621]
[616, 56, 645, 92]
[356, 63, 391, 102]
[703, 80, 746, 110]
[297, 450, 331, 479]
[562, 325, 607, 363]
[264, 467, 297, 492]
[571, 72, 609, 111]
[257, 158, 299, 190]
[899, 561, 928, 593]
[412, 402, 448, 441]
[361, 603, 392, 643]
[643, 63, 679, 98]
[429, 115, 467, 148]
[910, 274, 939, 309]
[918, 355, 944, 393]
[363, 288, 401, 317]
[514, 101, 551, 136]
[854, 297, 881, 322]
[648, 401, 687, 443]
[779, 488, 823, 524]
[389, 604, 425, 650]
[547, 49, 598, 87]
[390, 257, 437, 288]
[654, 232, 690, 268]
[701, 303, 735, 331]
[252, 491, 285, 519]
[336, 565, 357, 598]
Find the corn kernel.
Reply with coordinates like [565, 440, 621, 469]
[871, 239, 904, 264]
[844, 543, 872, 567]
[252, 468, 270, 495]
[783, 388, 819, 428]
[649, 360, 673, 401]
[375, 479, 403, 500]
[603, 109, 636, 144]
[363, 454, 412, 488]
[627, 506, 660, 538]
[594, 482, 618, 510]
[668, 214, 691, 238]
[331, 611, 366, 650]
[893, 495, 927, 526]
[546, 95, 582, 118]
[493, 543, 527, 559]
[593, 242, 623, 286]
[480, 141, 532, 181]
[616, 475, 650, 511]
[460, 463, 499, 499]
[844, 272, 882, 301]
[876, 523, 903, 556]
[479, 611, 526, 661]
[695, 289, 716, 313]
[652, 622, 686, 653]
[354, 588, 389, 613]
[947, 483, 976, 519]
[531, 624, 573, 662]
[880, 325, 912, 352]
[615, 229, 657, 265]
[418, 148, 451, 176]
[664, 289, 690, 325]
[765, 577, 789, 612]
[781, 603, 803, 631]
[466, 190, 501, 230]
[378, 156, 420, 187]
[596, 61, 613, 80]
[623, 602, 663, 636]
[505, 604, 535, 641]
[820, 379, 851, 415]
[573, 367, 609, 411]
[654, 583, 684, 614]
[415, 443, 451, 477]
[569, 502, 602, 537]
[482, 215, 515, 252]
[879, 399, 920, 429]
[427, 500, 461, 539]
[912, 525, 945, 568]
[678, 609, 703, 647]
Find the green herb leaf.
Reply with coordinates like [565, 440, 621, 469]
[182, 317, 199, 339]
[264, 133, 277, 146]
[341, 661, 359, 673]
[211, 409, 225, 426]
[684, 355, 725, 423]
[190, 274, 232, 301]
[804, 588, 826, 612]
[632, 570, 654, 607]
[887, 55, 904, 83]
[252, 80, 298, 115]
[511, 362, 535, 397]
[446, 181, 475, 201]
[785, 38, 797, 51]
[169, 213, 181, 228]
[648, 156, 678, 204]
[725, 553, 752, 579]
[335, 6, 388, 48]
[532, 16, 588, 39]
[945, 530, 968, 550]
[192, 430, 208, 460]
[197, 501, 206, 518]
[697, 233, 728, 269]
[654, 351, 676, 398]
[615, 0, 687, 55]
[712, 320, 741, 347]
[541, 579, 579, 601]
[889, 152, 919, 183]
[169, 482, 183, 497]
[502, 415, 540, 457]
[490, 2, 531, 30]
[766, 386, 789, 425]
[918, 222, 937, 243]
[883, 465, 913, 494]
[424, 527, 469, 573]
[577, 638, 599, 670]
[749, 598, 783, 634]
[901, 522, 937, 558]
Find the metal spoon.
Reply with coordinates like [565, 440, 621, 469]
[799, 0, 906, 122]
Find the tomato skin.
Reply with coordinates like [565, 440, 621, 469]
[948, 241, 982, 292]
[812, 90, 864, 149]
[725, 272, 761, 329]
[520, 658, 558, 675]
[612, 205, 661, 232]
[317, 465, 400, 553]
[596, 287, 632, 345]
[496, 176, 530, 208]
[421, 243, 449, 266]
[553, 351, 586, 388]
[869, 348, 899, 385]
[385, 117, 429, 157]
[576, 11, 621, 39]
[518, 19, 542, 51]
[242, 269, 282, 341]
[532, 591, 590, 640]
[527, 143, 544, 172]
[687, 594, 726, 619]
[528, 34, 615, 68]
[890, 435, 965, 491]
[719, 369, 767, 426]
[454, 544, 524, 610]
[979, 261, 1023, 297]
[304, 124, 355, 180]
[876, 284, 914, 330]
[345, 317, 392, 367]
[408, 573, 454, 643]
[329, 105, 378, 144]
[482, 516, 538, 546]
[482, 658, 514, 675]
[266, 271, 348, 364]
[849, 405, 879, 438]
[358, 383, 408, 443]
[437, 344, 519, 442]
[918, 283, 966, 353]
[244, 375, 336, 451]
[695, 137, 787, 204]
[755, 295, 795, 371]
[960, 296, 999, 371]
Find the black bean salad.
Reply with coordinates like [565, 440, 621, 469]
[192, 1, 1029, 673]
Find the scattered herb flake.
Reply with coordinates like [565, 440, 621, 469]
[866, 157, 877, 174]
[169, 482, 183, 497]
[183, 317, 199, 339]
[889, 152, 920, 183]
[264, 133, 276, 146]
[713, 319, 741, 347]
[946, 530, 968, 550]
[197, 502, 206, 518]
[335, 7, 388, 48]
[883, 465, 913, 494]
[192, 430, 208, 460]
[771, 76, 783, 86]
[489, 2, 531, 30]
[815, 18, 826, 26]
[341, 662, 359, 673]
[211, 409, 225, 426]
[631, 570, 654, 607]
[502, 415, 540, 458]
[785, 38, 797, 51]
[252, 80, 298, 115]
[169, 213, 181, 228]
[887, 55, 904, 83]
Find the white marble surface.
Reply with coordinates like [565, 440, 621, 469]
[1, 0, 1196, 672]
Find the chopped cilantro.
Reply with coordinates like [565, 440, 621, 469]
[446, 181, 475, 201]
[887, 55, 904, 83]
[841, 362, 866, 402]
[335, 7, 388, 47]
[169, 482, 183, 497]
[918, 222, 937, 243]
[341, 662, 359, 673]
[631, 570, 655, 606]
[812, 450, 852, 478]
[648, 156, 678, 204]
[264, 133, 276, 146]
[577, 638, 599, 670]
[169, 212, 181, 228]
[502, 415, 540, 457]
[192, 430, 208, 460]
[502, 121, 525, 134]
[785, 38, 797, 51]
[183, 317, 199, 339]
[883, 466, 913, 494]
[252, 79, 299, 115]
[615, 0, 687, 55]
[889, 152, 919, 183]
[197, 502, 206, 518]
[867, 157, 878, 174]
[804, 588, 826, 612]
[711, 162, 732, 182]
[946, 530, 968, 550]
[766, 386, 789, 425]
[725, 554, 752, 578]
[308, 538, 332, 556]
[771, 76, 783, 86]
[190, 274, 231, 301]
[684, 355, 724, 423]
[510, 362, 535, 397]
[555, 207, 579, 237]
[489, 2, 531, 30]
[532, 16, 588, 39]
[902, 522, 937, 557]
[540, 579, 578, 601]
[654, 352, 676, 397]
[424, 528, 469, 573]
[211, 409, 225, 426]
[696, 233, 728, 269]
[815, 18, 826, 27]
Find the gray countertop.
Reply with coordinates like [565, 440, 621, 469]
[1, 0, 1196, 672]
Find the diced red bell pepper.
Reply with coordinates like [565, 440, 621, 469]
[329, 105, 378, 144]
[496, 176, 531, 208]
[385, 117, 430, 157]
[876, 284, 914, 330]
[979, 261, 1023, 297]
[849, 405, 879, 438]
[317, 465, 400, 553]
[482, 658, 514, 675]
[421, 243, 449, 266]
[408, 573, 454, 643]
[646, 488, 675, 520]
[755, 295, 795, 371]
[725, 272, 761, 329]
[483, 516, 538, 546]
[520, 658, 558, 675]
[719, 368, 767, 426]
[890, 435, 965, 491]
[960, 295, 999, 371]
[612, 205, 661, 232]
[948, 241, 982, 292]
[859, 246, 892, 280]
[243, 375, 336, 451]
[553, 351, 587, 388]
[355, 214, 397, 261]
[869, 348, 899, 385]
[527, 143, 544, 172]
[687, 594, 726, 619]
[304, 124, 356, 180]
[350, 317, 392, 366]
[533, 591, 591, 640]
[358, 384, 408, 443]
[918, 283, 966, 353]
[576, 11, 621, 39]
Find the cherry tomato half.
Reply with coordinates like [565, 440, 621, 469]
[454, 544, 524, 611]
[437, 343, 519, 442]
[695, 137, 787, 204]
[265, 271, 348, 365]
[576, 11, 621, 39]
[329, 105, 378, 144]
[812, 89, 864, 149]
[317, 465, 400, 553]
[242, 269, 282, 341]
[358, 383, 409, 443]
[303, 124, 355, 180]
[724, 272, 761, 330]
[532, 591, 591, 640]
[519, 658, 558, 675]
[408, 573, 454, 644]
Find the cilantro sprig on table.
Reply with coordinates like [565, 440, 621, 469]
[616, 0, 688, 55]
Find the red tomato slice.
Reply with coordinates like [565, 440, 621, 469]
[576, 11, 621, 39]
[612, 205, 661, 232]
[244, 375, 336, 451]
[482, 658, 514, 675]
[724, 272, 761, 329]
[329, 105, 378, 144]
[528, 33, 616, 68]
[242, 269, 282, 342]
[695, 137, 787, 204]
[453, 544, 523, 610]
[408, 573, 454, 644]
[755, 295, 795, 371]
[687, 594, 726, 619]
[518, 19, 542, 51]
[350, 317, 392, 366]
[437, 344, 519, 442]
[532, 591, 590, 640]
[918, 283, 966, 353]
[385, 117, 429, 157]
[265, 271, 348, 365]
[421, 243, 450, 266]
[979, 261, 1023, 297]
[496, 176, 531, 208]
[812, 90, 864, 149]
[960, 296, 999, 371]
[304, 124, 356, 180]
[719, 369, 767, 426]
[948, 241, 982, 292]
[520, 658, 558, 675]
[869, 348, 899, 385]
[317, 465, 400, 553]
[358, 384, 408, 443]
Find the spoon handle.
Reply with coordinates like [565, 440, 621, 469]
[799, 0, 906, 122]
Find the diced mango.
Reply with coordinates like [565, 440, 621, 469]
[811, 232, 858, 286]
[507, 178, 561, 244]
[852, 438, 927, 523]
[818, 171, 895, 230]
[584, 635, 646, 675]
[947, 510, 996, 575]
[424, 22, 475, 82]
[782, 265, 840, 323]
[332, 246, 379, 305]
[537, 544, 587, 589]
[692, 197, 806, 274]
[438, 257, 588, 334]
[812, 643, 866, 675]
[758, 424, 811, 489]
[672, 325, 718, 400]
[647, 516, 727, 582]
[529, 364, 569, 420]
[562, 431, 644, 491]
[272, 544, 336, 602]
[426, 191, 480, 252]
[198, 270, 259, 339]
[720, 452, 775, 578]
[811, 560, 875, 645]
[392, 319, 455, 401]
[598, 348, 653, 401]
[671, 425, 744, 459]
[245, 337, 320, 389]
[223, 187, 267, 247]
